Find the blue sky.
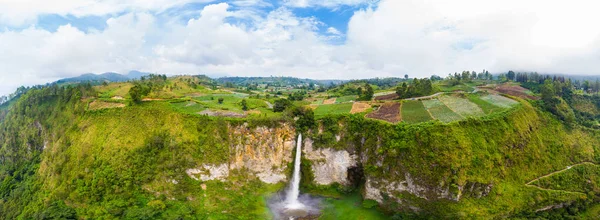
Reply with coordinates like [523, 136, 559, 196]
[0, 0, 599, 96]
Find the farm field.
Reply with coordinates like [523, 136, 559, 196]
[438, 95, 484, 118]
[366, 102, 401, 123]
[314, 103, 353, 118]
[480, 94, 519, 108]
[335, 95, 356, 103]
[467, 94, 505, 114]
[401, 100, 433, 124]
[87, 100, 126, 111]
[350, 102, 371, 114]
[422, 99, 463, 123]
[323, 98, 336, 105]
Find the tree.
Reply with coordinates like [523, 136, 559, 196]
[241, 99, 248, 111]
[128, 83, 150, 104]
[396, 82, 408, 99]
[507, 70, 516, 81]
[273, 98, 291, 112]
[358, 83, 374, 101]
[218, 98, 224, 104]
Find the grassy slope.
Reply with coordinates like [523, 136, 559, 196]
[345, 99, 600, 218]
[3, 84, 600, 219]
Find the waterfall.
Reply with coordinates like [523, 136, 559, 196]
[286, 133, 303, 207]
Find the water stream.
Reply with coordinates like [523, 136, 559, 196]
[268, 134, 320, 219]
[286, 133, 303, 208]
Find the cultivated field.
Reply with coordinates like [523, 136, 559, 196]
[401, 100, 433, 124]
[366, 102, 401, 123]
[494, 84, 538, 100]
[480, 94, 519, 108]
[422, 99, 463, 123]
[467, 94, 505, 114]
[438, 95, 484, 118]
[314, 103, 353, 118]
[335, 95, 357, 103]
[374, 93, 399, 101]
[88, 100, 126, 111]
[323, 98, 337, 105]
[350, 102, 371, 114]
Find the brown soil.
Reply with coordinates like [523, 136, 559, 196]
[323, 98, 336, 105]
[350, 102, 371, 114]
[88, 100, 125, 110]
[374, 93, 399, 101]
[142, 98, 165, 101]
[494, 84, 539, 100]
[366, 102, 401, 123]
[198, 109, 246, 118]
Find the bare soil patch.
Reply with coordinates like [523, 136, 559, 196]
[111, 96, 124, 100]
[374, 93, 399, 101]
[366, 102, 401, 123]
[350, 102, 371, 114]
[198, 109, 246, 118]
[88, 100, 125, 110]
[494, 84, 538, 100]
[323, 98, 337, 105]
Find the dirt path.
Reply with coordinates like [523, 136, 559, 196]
[526, 162, 597, 186]
[265, 101, 273, 109]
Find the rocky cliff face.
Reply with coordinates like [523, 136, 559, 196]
[186, 123, 296, 184]
[184, 122, 487, 212]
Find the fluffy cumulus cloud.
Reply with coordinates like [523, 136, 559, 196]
[1, 0, 600, 95]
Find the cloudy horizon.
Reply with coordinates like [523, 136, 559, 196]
[1, 0, 600, 95]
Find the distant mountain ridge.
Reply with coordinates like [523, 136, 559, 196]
[55, 71, 152, 84]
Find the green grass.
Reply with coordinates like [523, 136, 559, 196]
[531, 163, 600, 194]
[314, 103, 353, 118]
[401, 100, 433, 124]
[467, 94, 505, 114]
[319, 193, 388, 220]
[422, 99, 463, 123]
[438, 95, 485, 117]
[170, 101, 206, 114]
[335, 95, 357, 103]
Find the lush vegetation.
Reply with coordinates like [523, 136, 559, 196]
[1, 71, 600, 219]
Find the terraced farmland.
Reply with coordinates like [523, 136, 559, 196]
[467, 94, 504, 114]
[401, 100, 433, 124]
[366, 102, 401, 123]
[314, 103, 353, 118]
[422, 99, 463, 123]
[438, 95, 485, 118]
[480, 94, 519, 108]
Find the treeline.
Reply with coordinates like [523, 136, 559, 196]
[395, 78, 434, 99]
[446, 70, 493, 85]
[504, 71, 600, 94]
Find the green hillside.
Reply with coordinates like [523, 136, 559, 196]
[1, 75, 600, 219]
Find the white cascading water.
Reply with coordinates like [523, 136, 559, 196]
[286, 133, 304, 209]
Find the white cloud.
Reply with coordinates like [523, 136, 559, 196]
[0, 0, 215, 25]
[2, 0, 600, 96]
[283, 0, 376, 8]
[326, 27, 342, 35]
